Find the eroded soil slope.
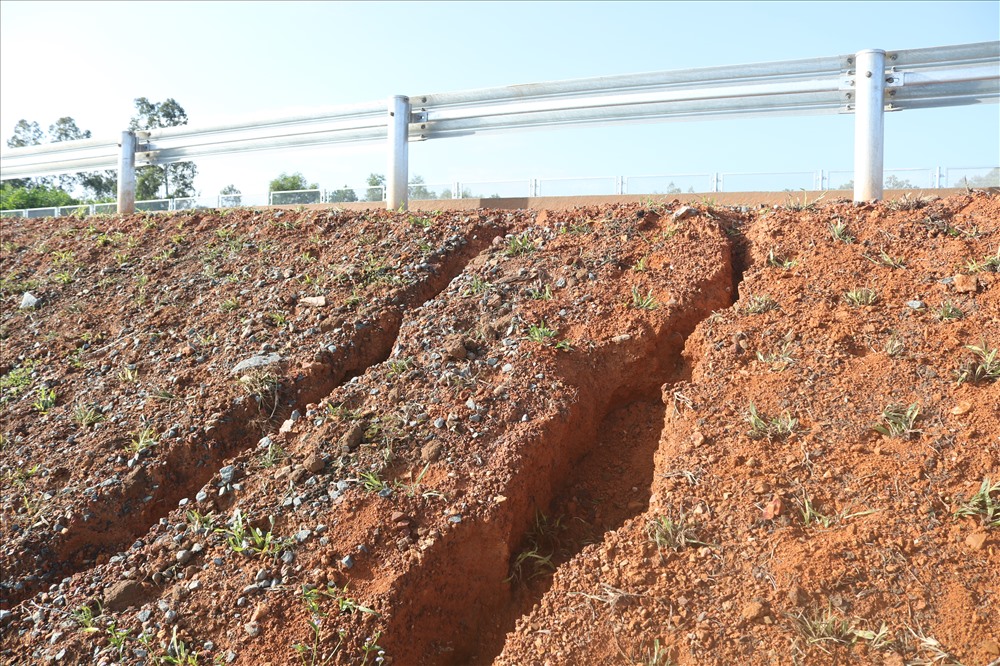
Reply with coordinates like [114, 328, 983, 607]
[1, 193, 997, 666]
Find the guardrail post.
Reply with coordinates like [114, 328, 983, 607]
[853, 49, 886, 202]
[117, 131, 137, 215]
[934, 166, 943, 188]
[387, 95, 410, 211]
[453, 182, 461, 199]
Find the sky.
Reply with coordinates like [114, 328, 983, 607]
[1, 0, 998, 199]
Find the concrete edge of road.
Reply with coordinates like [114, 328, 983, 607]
[273, 188, 994, 212]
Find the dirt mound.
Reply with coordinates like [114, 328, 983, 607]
[1, 193, 997, 666]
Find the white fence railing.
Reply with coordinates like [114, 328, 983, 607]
[1, 42, 997, 210]
[2, 166, 996, 219]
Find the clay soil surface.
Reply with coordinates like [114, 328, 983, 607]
[1, 193, 997, 666]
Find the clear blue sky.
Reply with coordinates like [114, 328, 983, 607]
[1, 1, 998, 196]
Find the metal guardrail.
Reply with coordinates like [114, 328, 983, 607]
[1, 42, 997, 210]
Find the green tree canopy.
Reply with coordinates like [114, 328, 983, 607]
[327, 186, 358, 203]
[269, 172, 319, 204]
[219, 184, 241, 207]
[269, 172, 317, 192]
[1, 182, 77, 210]
[407, 175, 436, 200]
[7, 119, 44, 148]
[5, 120, 45, 189]
[129, 98, 197, 200]
[366, 173, 385, 202]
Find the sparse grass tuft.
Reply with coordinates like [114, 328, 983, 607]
[71, 404, 104, 428]
[32, 387, 57, 414]
[935, 301, 964, 321]
[953, 476, 999, 528]
[240, 369, 281, 418]
[463, 276, 491, 296]
[744, 294, 778, 315]
[884, 335, 905, 358]
[746, 402, 797, 440]
[767, 248, 797, 269]
[526, 322, 558, 344]
[828, 220, 854, 244]
[646, 511, 704, 552]
[630, 286, 659, 310]
[953, 344, 999, 385]
[786, 190, 825, 211]
[788, 607, 855, 654]
[798, 490, 834, 528]
[844, 288, 877, 306]
[129, 426, 158, 454]
[504, 233, 536, 257]
[526, 283, 553, 300]
[865, 249, 906, 269]
[873, 403, 920, 439]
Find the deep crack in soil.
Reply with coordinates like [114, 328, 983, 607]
[1, 209, 524, 607]
[2, 194, 998, 666]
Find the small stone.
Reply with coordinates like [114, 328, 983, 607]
[339, 423, 365, 452]
[966, 531, 988, 550]
[300, 296, 327, 307]
[671, 206, 696, 221]
[740, 600, 767, 622]
[104, 580, 144, 611]
[231, 353, 282, 376]
[303, 453, 325, 474]
[953, 274, 978, 293]
[905, 300, 925, 310]
[341, 555, 354, 569]
[219, 465, 236, 485]
[982, 638, 1000, 657]
[19, 292, 39, 309]
[0, 609, 12, 625]
[951, 402, 972, 416]
[176, 549, 193, 565]
[243, 621, 260, 637]
[786, 585, 807, 607]
[442, 335, 467, 360]
[762, 495, 783, 520]
[421, 442, 443, 462]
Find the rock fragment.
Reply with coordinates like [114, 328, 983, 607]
[19, 292, 38, 309]
[953, 274, 978, 293]
[231, 353, 282, 375]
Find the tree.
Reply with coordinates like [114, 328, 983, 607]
[407, 175, 436, 200]
[956, 168, 999, 189]
[326, 186, 358, 203]
[219, 184, 241, 207]
[439, 186, 472, 200]
[365, 173, 385, 201]
[47, 117, 95, 192]
[1, 182, 77, 211]
[839, 176, 916, 191]
[269, 172, 319, 204]
[6, 119, 43, 148]
[883, 175, 914, 189]
[5, 120, 45, 188]
[129, 98, 198, 199]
